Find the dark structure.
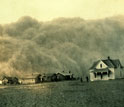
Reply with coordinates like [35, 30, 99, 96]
[80, 77, 83, 82]
[41, 72, 74, 82]
[2, 76, 20, 85]
[86, 76, 89, 82]
[56, 73, 66, 81]
[42, 73, 57, 82]
[56, 72, 74, 81]
[35, 74, 42, 83]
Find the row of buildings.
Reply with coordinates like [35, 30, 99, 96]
[0, 56, 123, 85]
[0, 71, 74, 85]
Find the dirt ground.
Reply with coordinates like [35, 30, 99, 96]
[0, 79, 124, 107]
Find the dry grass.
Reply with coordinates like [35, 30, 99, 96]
[0, 79, 124, 107]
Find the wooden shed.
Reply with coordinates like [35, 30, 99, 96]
[2, 76, 19, 85]
[20, 73, 40, 84]
[56, 73, 66, 81]
[41, 73, 57, 82]
[56, 72, 74, 81]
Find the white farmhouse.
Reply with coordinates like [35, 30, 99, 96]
[89, 57, 124, 81]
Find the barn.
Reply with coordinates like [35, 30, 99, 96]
[89, 57, 124, 81]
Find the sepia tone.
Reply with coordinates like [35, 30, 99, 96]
[0, 0, 124, 107]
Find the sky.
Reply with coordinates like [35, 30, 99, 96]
[0, 0, 124, 24]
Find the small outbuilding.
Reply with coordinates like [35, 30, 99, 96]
[35, 74, 42, 83]
[41, 73, 57, 82]
[2, 76, 20, 85]
[20, 73, 40, 84]
[56, 73, 66, 81]
[56, 71, 74, 81]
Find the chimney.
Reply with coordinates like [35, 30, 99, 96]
[69, 70, 71, 74]
[108, 56, 110, 60]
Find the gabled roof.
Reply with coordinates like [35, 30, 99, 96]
[21, 75, 38, 79]
[110, 59, 123, 68]
[102, 60, 114, 68]
[90, 60, 100, 69]
[59, 72, 72, 76]
[43, 73, 56, 77]
[89, 57, 123, 70]
[2, 76, 18, 81]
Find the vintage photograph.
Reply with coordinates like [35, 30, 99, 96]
[0, 0, 124, 107]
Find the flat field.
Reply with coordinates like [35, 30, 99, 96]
[0, 79, 124, 107]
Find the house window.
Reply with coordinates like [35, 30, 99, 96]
[100, 64, 102, 68]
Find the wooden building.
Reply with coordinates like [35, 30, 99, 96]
[2, 76, 19, 85]
[20, 73, 40, 84]
[89, 57, 124, 81]
[41, 73, 57, 82]
[56, 71, 74, 81]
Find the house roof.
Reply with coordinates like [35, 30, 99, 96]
[2, 76, 18, 81]
[20, 73, 41, 79]
[110, 59, 123, 68]
[90, 60, 100, 69]
[43, 73, 56, 77]
[102, 59, 114, 68]
[21, 75, 38, 79]
[90, 58, 123, 70]
[57, 72, 72, 76]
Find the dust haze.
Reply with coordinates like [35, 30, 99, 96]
[0, 15, 124, 77]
